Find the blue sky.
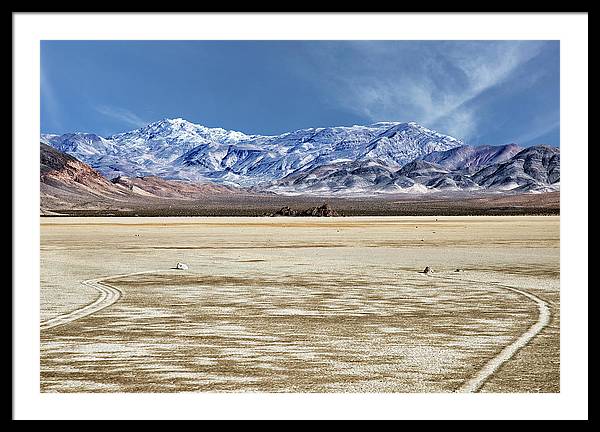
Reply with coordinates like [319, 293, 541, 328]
[41, 40, 559, 146]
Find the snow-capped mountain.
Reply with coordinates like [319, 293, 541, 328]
[268, 144, 560, 195]
[41, 118, 559, 195]
[41, 132, 118, 158]
[41, 118, 463, 186]
[470, 145, 560, 192]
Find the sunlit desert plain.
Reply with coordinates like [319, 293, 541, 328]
[40, 216, 559, 393]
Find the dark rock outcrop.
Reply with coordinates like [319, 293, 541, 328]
[300, 204, 340, 217]
[270, 204, 340, 217]
[271, 206, 297, 216]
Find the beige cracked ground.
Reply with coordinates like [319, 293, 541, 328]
[40, 216, 559, 393]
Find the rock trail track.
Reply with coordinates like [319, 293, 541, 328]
[40, 270, 163, 330]
[40, 269, 552, 392]
[429, 273, 552, 392]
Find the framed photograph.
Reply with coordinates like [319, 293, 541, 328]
[13, 12, 588, 420]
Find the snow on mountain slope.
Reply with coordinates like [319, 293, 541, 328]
[42, 118, 464, 187]
[470, 145, 560, 192]
[42, 133, 118, 158]
[40, 142, 255, 213]
[269, 144, 559, 195]
[362, 122, 463, 167]
[41, 118, 559, 195]
[419, 143, 523, 173]
[384, 144, 560, 193]
[268, 159, 397, 196]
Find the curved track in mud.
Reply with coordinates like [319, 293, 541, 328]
[40, 270, 166, 331]
[40, 269, 552, 393]
[431, 274, 551, 393]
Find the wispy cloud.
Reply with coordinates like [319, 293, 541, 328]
[94, 105, 148, 128]
[301, 41, 549, 142]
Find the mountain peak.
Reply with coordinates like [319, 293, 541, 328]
[162, 117, 195, 127]
[40, 119, 559, 194]
[146, 117, 197, 130]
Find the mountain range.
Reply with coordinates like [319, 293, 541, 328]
[41, 118, 560, 196]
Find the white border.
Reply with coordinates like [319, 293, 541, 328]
[13, 12, 588, 420]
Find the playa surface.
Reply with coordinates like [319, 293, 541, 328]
[40, 216, 560, 392]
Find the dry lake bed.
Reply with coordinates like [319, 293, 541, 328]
[40, 216, 560, 393]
